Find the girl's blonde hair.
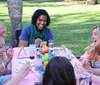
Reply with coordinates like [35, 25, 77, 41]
[85, 26, 100, 61]
[93, 26, 100, 37]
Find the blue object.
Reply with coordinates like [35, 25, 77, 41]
[0, 74, 11, 84]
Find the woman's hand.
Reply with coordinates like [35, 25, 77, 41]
[35, 38, 42, 47]
[6, 47, 14, 59]
[75, 66, 86, 74]
[81, 59, 91, 70]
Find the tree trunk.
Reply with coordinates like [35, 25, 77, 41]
[86, 0, 98, 5]
[7, 0, 22, 47]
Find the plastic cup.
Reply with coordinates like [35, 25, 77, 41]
[34, 73, 43, 85]
[40, 41, 47, 48]
[48, 40, 54, 48]
[29, 44, 36, 58]
[34, 58, 42, 71]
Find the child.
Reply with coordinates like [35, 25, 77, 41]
[0, 22, 13, 84]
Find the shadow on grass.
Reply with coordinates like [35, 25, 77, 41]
[23, 2, 73, 7]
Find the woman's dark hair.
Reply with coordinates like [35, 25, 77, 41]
[42, 57, 76, 85]
[31, 9, 51, 26]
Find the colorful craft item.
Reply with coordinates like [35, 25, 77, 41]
[44, 61, 48, 66]
[18, 46, 27, 56]
[42, 49, 48, 54]
[42, 45, 48, 54]
[42, 55, 50, 62]
[42, 45, 48, 49]
[44, 53, 48, 56]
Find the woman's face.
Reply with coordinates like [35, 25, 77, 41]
[0, 26, 6, 38]
[0, 37, 5, 55]
[36, 15, 47, 31]
[92, 28, 100, 47]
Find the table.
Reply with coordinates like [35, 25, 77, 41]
[65, 49, 99, 85]
[12, 47, 99, 85]
[12, 47, 40, 85]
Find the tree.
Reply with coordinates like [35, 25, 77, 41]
[7, 0, 22, 47]
[86, 0, 98, 5]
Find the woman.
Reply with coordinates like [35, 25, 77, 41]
[79, 26, 100, 76]
[19, 9, 54, 47]
[43, 57, 76, 85]
[0, 23, 13, 84]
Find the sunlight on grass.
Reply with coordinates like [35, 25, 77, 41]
[0, 1, 100, 56]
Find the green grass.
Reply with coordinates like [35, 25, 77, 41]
[0, 1, 100, 56]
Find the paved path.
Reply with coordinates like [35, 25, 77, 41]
[23, 0, 48, 2]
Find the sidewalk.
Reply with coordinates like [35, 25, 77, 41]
[23, 0, 48, 2]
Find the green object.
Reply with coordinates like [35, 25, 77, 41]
[30, 24, 48, 44]
[42, 55, 50, 62]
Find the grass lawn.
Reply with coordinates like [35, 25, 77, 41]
[0, 1, 100, 56]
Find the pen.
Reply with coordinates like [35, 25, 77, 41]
[17, 57, 30, 59]
[17, 56, 35, 59]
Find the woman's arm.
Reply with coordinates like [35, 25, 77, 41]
[18, 40, 28, 47]
[89, 67, 100, 76]
[18, 25, 31, 47]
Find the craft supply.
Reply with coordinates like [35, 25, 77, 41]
[18, 46, 24, 56]
[18, 46, 27, 56]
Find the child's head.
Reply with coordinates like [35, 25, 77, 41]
[0, 22, 6, 38]
[43, 56, 76, 85]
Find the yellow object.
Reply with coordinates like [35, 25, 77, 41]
[42, 45, 48, 49]
[44, 61, 48, 66]
[18, 46, 27, 56]
[44, 53, 48, 56]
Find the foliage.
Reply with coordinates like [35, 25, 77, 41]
[0, 0, 7, 1]
[0, 2, 100, 56]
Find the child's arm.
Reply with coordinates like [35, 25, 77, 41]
[0, 47, 14, 75]
[89, 67, 100, 76]
[4, 63, 31, 85]
[0, 61, 11, 76]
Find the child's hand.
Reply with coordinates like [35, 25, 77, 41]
[6, 47, 14, 59]
[18, 62, 31, 79]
